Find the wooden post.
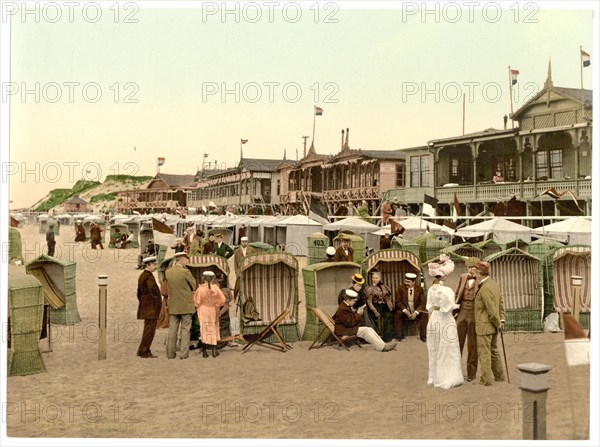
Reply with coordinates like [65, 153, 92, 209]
[98, 274, 108, 360]
[517, 363, 552, 440]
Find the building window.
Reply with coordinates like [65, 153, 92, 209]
[395, 163, 405, 187]
[536, 149, 563, 180]
[451, 159, 459, 177]
[411, 155, 430, 187]
[276, 179, 281, 195]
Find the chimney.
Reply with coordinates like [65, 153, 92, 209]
[341, 129, 345, 151]
[345, 128, 350, 149]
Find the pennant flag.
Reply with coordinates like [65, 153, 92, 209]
[203, 153, 209, 158]
[442, 219, 456, 235]
[157, 157, 165, 167]
[151, 217, 175, 247]
[453, 192, 462, 223]
[315, 106, 323, 116]
[510, 69, 520, 85]
[581, 49, 591, 67]
[422, 194, 438, 217]
[540, 188, 582, 212]
[241, 139, 248, 144]
[563, 313, 590, 366]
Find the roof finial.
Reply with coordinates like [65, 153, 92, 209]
[283, 148, 287, 160]
[544, 57, 553, 89]
[344, 128, 350, 150]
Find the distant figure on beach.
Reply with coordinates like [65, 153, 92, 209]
[323, 246, 336, 262]
[90, 223, 104, 249]
[492, 171, 504, 183]
[202, 234, 216, 254]
[333, 235, 354, 262]
[136, 256, 162, 359]
[381, 200, 393, 225]
[426, 254, 463, 389]
[75, 220, 86, 242]
[395, 272, 428, 342]
[46, 224, 56, 257]
[365, 271, 395, 342]
[213, 233, 234, 259]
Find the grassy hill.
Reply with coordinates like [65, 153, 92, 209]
[33, 175, 153, 212]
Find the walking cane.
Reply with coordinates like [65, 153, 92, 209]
[499, 329, 510, 384]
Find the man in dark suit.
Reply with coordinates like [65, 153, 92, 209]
[394, 272, 427, 341]
[474, 260, 506, 386]
[333, 235, 354, 262]
[46, 224, 56, 257]
[136, 256, 162, 358]
[213, 233, 234, 259]
[454, 257, 480, 382]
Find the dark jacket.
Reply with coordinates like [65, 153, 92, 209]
[334, 302, 362, 336]
[395, 284, 426, 313]
[137, 269, 162, 320]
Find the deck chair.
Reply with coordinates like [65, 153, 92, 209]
[308, 307, 362, 351]
[241, 308, 293, 353]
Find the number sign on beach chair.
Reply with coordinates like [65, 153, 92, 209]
[307, 307, 361, 351]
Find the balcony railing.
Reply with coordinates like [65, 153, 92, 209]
[434, 178, 592, 202]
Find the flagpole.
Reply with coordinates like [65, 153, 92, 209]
[462, 93, 465, 135]
[580, 46, 583, 90]
[240, 140, 243, 159]
[312, 105, 317, 146]
[508, 66, 514, 129]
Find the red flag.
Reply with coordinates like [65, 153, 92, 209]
[541, 188, 582, 212]
[453, 192, 462, 222]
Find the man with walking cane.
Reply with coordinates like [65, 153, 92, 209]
[474, 260, 507, 386]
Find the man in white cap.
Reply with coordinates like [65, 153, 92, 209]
[136, 256, 162, 358]
[233, 236, 254, 275]
[324, 246, 336, 262]
[165, 252, 197, 360]
[334, 289, 397, 352]
[395, 272, 427, 342]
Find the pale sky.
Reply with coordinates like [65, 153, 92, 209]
[2, 1, 597, 209]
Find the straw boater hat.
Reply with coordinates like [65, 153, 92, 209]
[326, 246, 336, 256]
[465, 257, 480, 268]
[352, 273, 365, 285]
[202, 271, 215, 278]
[339, 234, 350, 241]
[428, 253, 455, 277]
[143, 256, 157, 265]
[174, 252, 190, 260]
[214, 233, 223, 238]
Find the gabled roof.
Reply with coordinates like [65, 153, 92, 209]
[429, 128, 517, 146]
[512, 86, 592, 120]
[239, 158, 286, 172]
[154, 173, 197, 188]
[327, 147, 407, 163]
[66, 195, 87, 204]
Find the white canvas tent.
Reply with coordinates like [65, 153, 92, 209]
[455, 218, 532, 244]
[390, 217, 446, 240]
[323, 216, 380, 251]
[275, 215, 323, 256]
[532, 217, 591, 245]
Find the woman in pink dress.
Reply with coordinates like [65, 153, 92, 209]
[194, 271, 226, 358]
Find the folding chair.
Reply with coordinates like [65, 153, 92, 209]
[308, 307, 362, 351]
[241, 308, 293, 353]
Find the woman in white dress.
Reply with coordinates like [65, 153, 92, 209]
[426, 254, 464, 389]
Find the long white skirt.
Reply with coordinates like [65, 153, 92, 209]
[426, 310, 464, 389]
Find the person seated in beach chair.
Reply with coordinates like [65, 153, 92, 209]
[334, 289, 397, 352]
[110, 228, 123, 248]
[137, 239, 157, 269]
[121, 232, 134, 249]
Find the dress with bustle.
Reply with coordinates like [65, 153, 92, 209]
[193, 284, 226, 345]
[426, 283, 464, 389]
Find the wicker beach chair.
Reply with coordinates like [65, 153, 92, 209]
[307, 307, 361, 351]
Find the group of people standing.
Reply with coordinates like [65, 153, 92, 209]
[136, 252, 230, 360]
[332, 253, 506, 389]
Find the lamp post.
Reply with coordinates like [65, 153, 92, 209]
[570, 275, 582, 322]
[98, 274, 108, 360]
